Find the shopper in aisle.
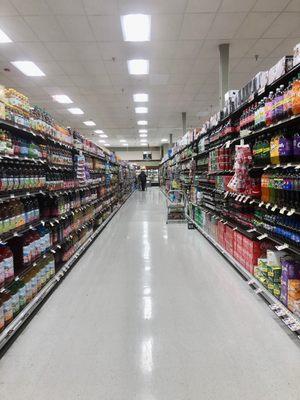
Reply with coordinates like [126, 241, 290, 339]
[138, 170, 147, 191]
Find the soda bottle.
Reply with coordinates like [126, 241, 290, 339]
[270, 133, 280, 164]
[279, 130, 293, 164]
[0, 292, 13, 326]
[10, 281, 20, 318]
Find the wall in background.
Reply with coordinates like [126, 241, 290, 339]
[112, 147, 162, 163]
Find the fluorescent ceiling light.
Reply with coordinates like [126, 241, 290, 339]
[98, 140, 106, 143]
[139, 129, 148, 133]
[121, 14, 151, 42]
[140, 138, 148, 142]
[52, 94, 73, 104]
[94, 129, 104, 134]
[135, 107, 148, 114]
[161, 138, 168, 142]
[134, 93, 148, 102]
[137, 120, 148, 125]
[123, 143, 129, 146]
[68, 107, 84, 115]
[120, 139, 127, 143]
[83, 120, 96, 126]
[140, 134, 148, 138]
[0, 28, 12, 43]
[11, 61, 45, 77]
[104, 143, 110, 147]
[100, 134, 108, 138]
[127, 59, 149, 75]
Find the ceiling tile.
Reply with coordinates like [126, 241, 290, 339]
[253, 0, 290, 12]
[11, 0, 51, 15]
[186, 0, 222, 12]
[235, 12, 279, 39]
[56, 15, 95, 41]
[229, 39, 257, 58]
[246, 38, 284, 58]
[149, 74, 170, 85]
[173, 40, 203, 59]
[17, 42, 54, 61]
[152, 14, 183, 40]
[0, 16, 38, 41]
[0, 0, 18, 15]
[104, 60, 127, 74]
[219, 0, 256, 12]
[24, 16, 67, 42]
[45, 42, 101, 61]
[82, 0, 118, 15]
[118, 0, 188, 14]
[264, 13, 300, 38]
[83, 60, 107, 75]
[207, 12, 246, 39]
[57, 61, 86, 75]
[286, 0, 300, 11]
[268, 38, 300, 58]
[180, 13, 215, 40]
[46, 0, 85, 15]
[89, 16, 122, 41]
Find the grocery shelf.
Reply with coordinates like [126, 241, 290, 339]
[186, 213, 300, 337]
[0, 189, 134, 351]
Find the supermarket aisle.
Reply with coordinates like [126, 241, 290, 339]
[1, 188, 300, 400]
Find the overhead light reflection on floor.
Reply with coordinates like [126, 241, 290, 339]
[143, 296, 152, 320]
[141, 337, 153, 373]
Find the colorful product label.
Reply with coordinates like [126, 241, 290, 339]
[3, 299, 13, 324]
[4, 256, 14, 280]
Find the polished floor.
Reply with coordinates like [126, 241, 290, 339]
[1, 188, 300, 399]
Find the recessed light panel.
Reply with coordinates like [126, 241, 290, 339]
[127, 59, 149, 75]
[11, 61, 45, 76]
[121, 14, 151, 42]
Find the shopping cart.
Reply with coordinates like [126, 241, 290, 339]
[166, 190, 186, 224]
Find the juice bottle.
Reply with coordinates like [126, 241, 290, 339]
[23, 272, 32, 304]
[261, 135, 270, 165]
[270, 133, 280, 164]
[292, 76, 300, 115]
[30, 269, 38, 298]
[293, 132, 300, 163]
[23, 233, 33, 265]
[276, 85, 285, 121]
[0, 298, 4, 332]
[17, 279, 26, 310]
[0, 253, 4, 287]
[0, 292, 13, 326]
[0, 245, 14, 284]
[269, 173, 275, 204]
[279, 130, 293, 164]
[10, 281, 20, 318]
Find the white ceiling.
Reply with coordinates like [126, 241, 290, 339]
[0, 0, 299, 147]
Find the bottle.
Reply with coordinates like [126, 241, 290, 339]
[293, 132, 300, 163]
[270, 133, 280, 165]
[17, 279, 26, 310]
[0, 292, 13, 326]
[10, 281, 20, 318]
[0, 298, 4, 332]
[279, 130, 293, 164]
[0, 245, 14, 284]
[261, 135, 270, 165]
[292, 77, 300, 115]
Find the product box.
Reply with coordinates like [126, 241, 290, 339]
[251, 71, 268, 93]
[268, 56, 294, 84]
[267, 250, 287, 268]
[293, 42, 300, 66]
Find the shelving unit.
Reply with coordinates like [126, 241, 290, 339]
[0, 85, 136, 344]
[159, 48, 300, 337]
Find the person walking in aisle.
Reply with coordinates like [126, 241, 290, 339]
[139, 170, 147, 191]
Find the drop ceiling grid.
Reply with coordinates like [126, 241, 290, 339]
[0, 0, 299, 145]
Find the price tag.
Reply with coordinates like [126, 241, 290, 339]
[258, 201, 264, 208]
[269, 303, 280, 311]
[249, 200, 255, 205]
[248, 279, 255, 285]
[55, 276, 60, 282]
[275, 243, 289, 251]
[287, 209, 295, 216]
[225, 140, 231, 149]
[243, 196, 250, 203]
[257, 233, 268, 240]
[57, 245, 61, 249]
[233, 227, 238, 231]
[10, 194, 15, 199]
[263, 165, 270, 171]
[55, 219, 59, 223]
[271, 205, 277, 212]
[274, 308, 286, 317]
[255, 288, 263, 295]
[223, 221, 228, 225]
[282, 317, 295, 326]
[235, 195, 241, 202]
[247, 228, 256, 233]
[279, 207, 287, 215]
[284, 163, 292, 169]
[239, 195, 245, 202]
[265, 203, 271, 209]
[295, 165, 300, 170]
